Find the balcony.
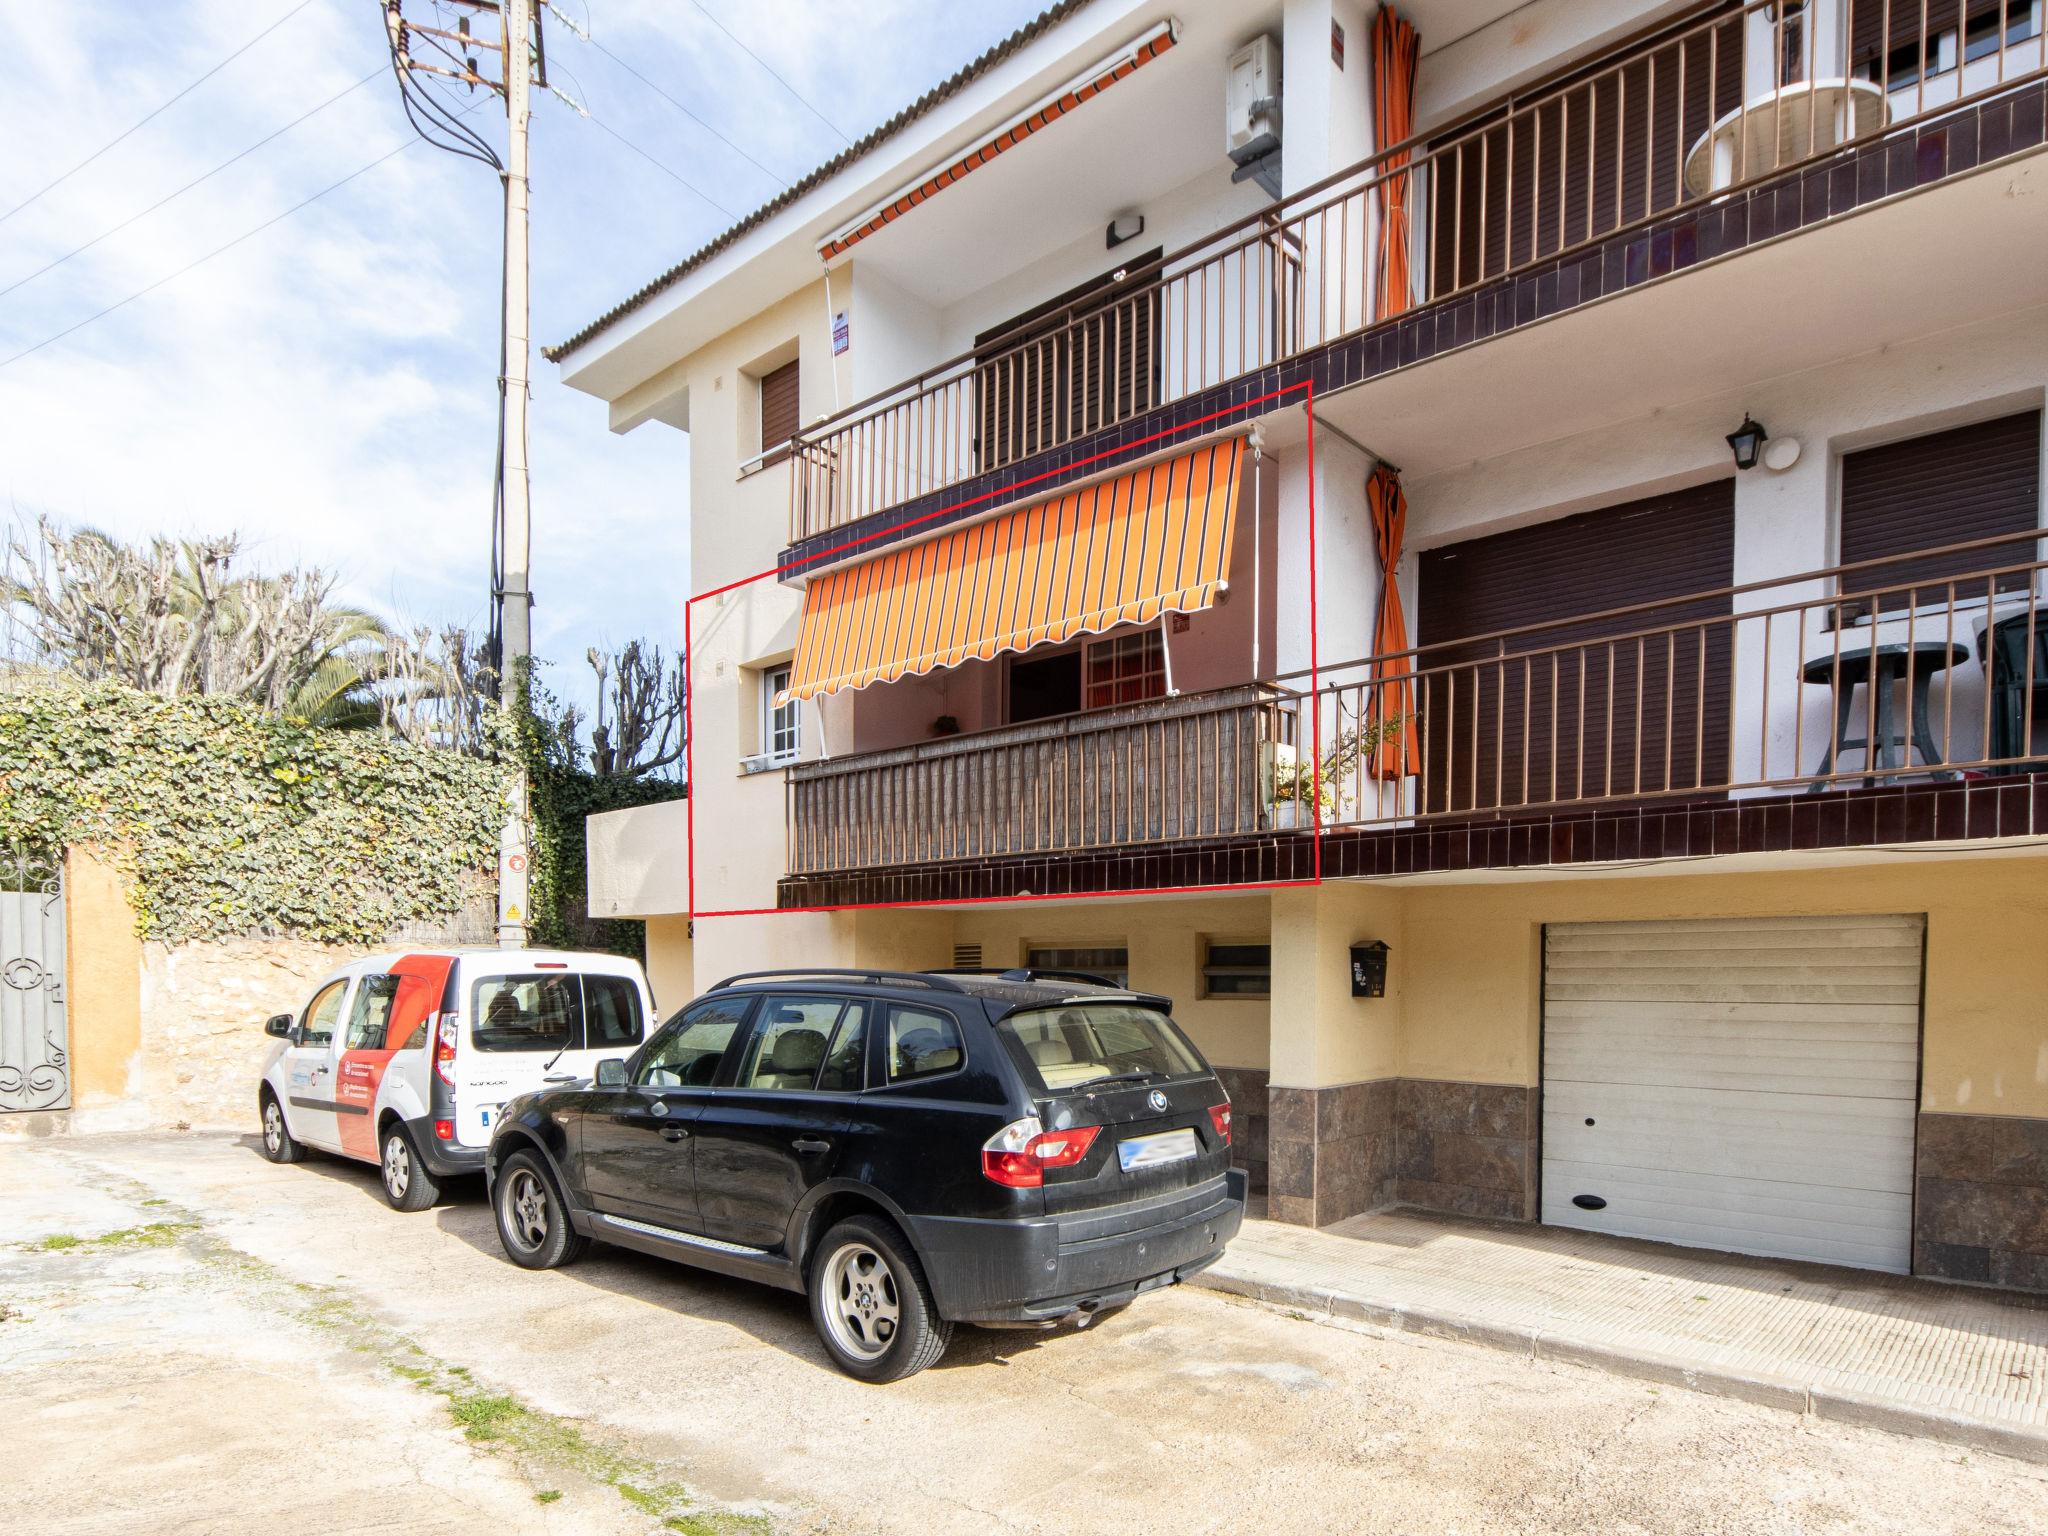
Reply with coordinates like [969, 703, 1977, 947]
[785, 0, 2048, 562]
[778, 537, 2048, 907]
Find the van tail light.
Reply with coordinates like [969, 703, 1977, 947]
[1208, 1103, 1233, 1145]
[432, 1013, 457, 1088]
[433, 1119, 454, 1141]
[980, 1117, 1101, 1188]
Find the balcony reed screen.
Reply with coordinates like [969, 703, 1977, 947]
[783, 436, 1244, 703]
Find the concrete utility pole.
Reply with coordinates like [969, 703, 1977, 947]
[494, 0, 535, 949]
[381, 0, 541, 947]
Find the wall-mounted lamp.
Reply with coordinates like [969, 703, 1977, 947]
[1726, 414, 1769, 470]
[1349, 940, 1390, 999]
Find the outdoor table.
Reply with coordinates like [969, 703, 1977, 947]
[1802, 640, 1969, 788]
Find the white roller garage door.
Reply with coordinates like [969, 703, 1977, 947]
[1541, 914, 1923, 1273]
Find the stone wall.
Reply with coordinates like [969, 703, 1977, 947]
[1915, 1111, 2048, 1291]
[138, 938, 357, 1130]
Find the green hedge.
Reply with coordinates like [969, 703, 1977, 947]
[0, 680, 680, 953]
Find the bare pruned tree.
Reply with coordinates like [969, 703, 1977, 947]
[379, 626, 497, 753]
[3, 516, 401, 724]
[587, 640, 686, 780]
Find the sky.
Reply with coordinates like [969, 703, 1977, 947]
[0, 0, 1047, 718]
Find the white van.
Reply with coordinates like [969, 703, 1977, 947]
[256, 947, 656, 1210]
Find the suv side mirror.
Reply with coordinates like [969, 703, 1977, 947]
[263, 1014, 295, 1040]
[595, 1057, 628, 1088]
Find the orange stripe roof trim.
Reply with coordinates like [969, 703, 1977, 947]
[785, 437, 1245, 703]
[818, 31, 1176, 261]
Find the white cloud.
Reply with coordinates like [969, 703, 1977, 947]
[0, 0, 1045, 720]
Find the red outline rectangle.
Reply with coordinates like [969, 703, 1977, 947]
[685, 383, 1321, 918]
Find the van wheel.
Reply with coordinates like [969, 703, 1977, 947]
[380, 1124, 441, 1212]
[809, 1216, 952, 1383]
[494, 1151, 588, 1270]
[260, 1092, 304, 1164]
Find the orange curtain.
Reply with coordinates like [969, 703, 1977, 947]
[1372, 7, 1421, 321]
[1366, 462, 1420, 776]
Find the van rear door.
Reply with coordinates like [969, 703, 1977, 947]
[995, 1002, 1233, 1222]
[457, 968, 586, 1146]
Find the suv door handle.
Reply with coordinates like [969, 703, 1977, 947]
[792, 1137, 832, 1155]
[660, 1125, 691, 1142]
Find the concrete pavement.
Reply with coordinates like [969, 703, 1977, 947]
[5, 1132, 2048, 1535]
[1200, 1207, 2048, 1463]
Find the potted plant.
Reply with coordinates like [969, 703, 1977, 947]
[1269, 713, 1412, 828]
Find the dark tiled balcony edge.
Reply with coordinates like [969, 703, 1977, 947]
[774, 773, 2048, 907]
[780, 79, 2048, 582]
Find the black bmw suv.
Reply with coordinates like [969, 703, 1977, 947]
[483, 967, 1245, 1381]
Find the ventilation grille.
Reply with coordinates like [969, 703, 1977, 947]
[952, 943, 983, 970]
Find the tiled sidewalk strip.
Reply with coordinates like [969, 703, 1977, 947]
[1195, 1212, 2048, 1464]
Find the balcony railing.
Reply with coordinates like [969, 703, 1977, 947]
[785, 685, 1289, 875]
[790, 0, 2048, 542]
[1290, 530, 2047, 833]
[783, 536, 2044, 879]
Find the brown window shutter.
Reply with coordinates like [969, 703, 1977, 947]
[1840, 410, 2042, 610]
[974, 252, 1162, 473]
[1417, 479, 1736, 815]
[760, 358, 800, 451]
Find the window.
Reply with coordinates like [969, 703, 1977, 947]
[1007, 632, 1165, 724]
[759, 357, 800, 455]
[583, 975, 646, 1050]
[1084, 631, 1166, 709]
[1000, 1003, 1203, 1092]
[737, 996, 847, 1090]
[884, 1006, 963, 1084]
[636, 996, 752, 1087]
[762, 664, 800, 763]
[299, 980, 350, 1048]
[815, 1005, 869, 1093]
[1024, 945, 1129, 988]
[344, 974, 404, 1050]
[470, 974, 580, 1053]
[1201, 940, 1271, 999]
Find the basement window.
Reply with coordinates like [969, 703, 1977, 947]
[1200, 939, 1271, 999]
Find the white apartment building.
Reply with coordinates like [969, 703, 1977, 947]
[557, 0, 2048, 1290]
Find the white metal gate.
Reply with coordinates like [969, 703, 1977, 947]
[1542, 914, 1923, 1273]
[1, 853, 69, 1112]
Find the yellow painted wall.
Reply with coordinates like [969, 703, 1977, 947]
[1268, 882, 1403, 1089]
[952, 894, 1274, 1070]
[62, 846, 142, 1106]
[642, 915, 695, 1020]
[1399, 851, 2048, 1116]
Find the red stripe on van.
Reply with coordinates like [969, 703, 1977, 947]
[336, 953, 456, 1163]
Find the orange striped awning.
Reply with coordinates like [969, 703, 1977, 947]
[817, 23, 1178, 262]
[784, 437, 1245, 703]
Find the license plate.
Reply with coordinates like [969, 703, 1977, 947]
[478, 1104, 500, 1128]
[1117, 1128, 1199, 1172]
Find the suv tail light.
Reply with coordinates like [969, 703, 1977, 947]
[980, 1117, 1101, 1188]
[432, 1012, 457, 1088]
[1208, 1103, 1232, 1145]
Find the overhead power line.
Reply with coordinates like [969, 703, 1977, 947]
[0, 120, 452, 373]
[582, 34, 790, 188]
[682, 0, 852, 144]
[0, 0, 324, 227]
[581, 109, 739, 219]
[0, 66, 384, 304]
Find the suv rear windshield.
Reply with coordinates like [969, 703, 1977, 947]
[469, 973, 645, 1053]
[999, 1004, 1204, 1092]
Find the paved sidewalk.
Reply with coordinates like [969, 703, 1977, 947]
[1197, 1208, 2048, 1461]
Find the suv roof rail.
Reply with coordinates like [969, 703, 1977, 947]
[711, 967, 969, 993]
[925, 967, 1122, 987]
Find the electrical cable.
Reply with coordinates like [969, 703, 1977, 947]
[0, 0, 323, 227]
[0, 106, 482, 373]
[0, 67, 385, 303]
[580, 33, 790, 187]
[681, 0, 852, 143]
[581, 109, 738, 218]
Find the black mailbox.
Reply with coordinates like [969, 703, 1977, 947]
[1349, 940, 1390, 998]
